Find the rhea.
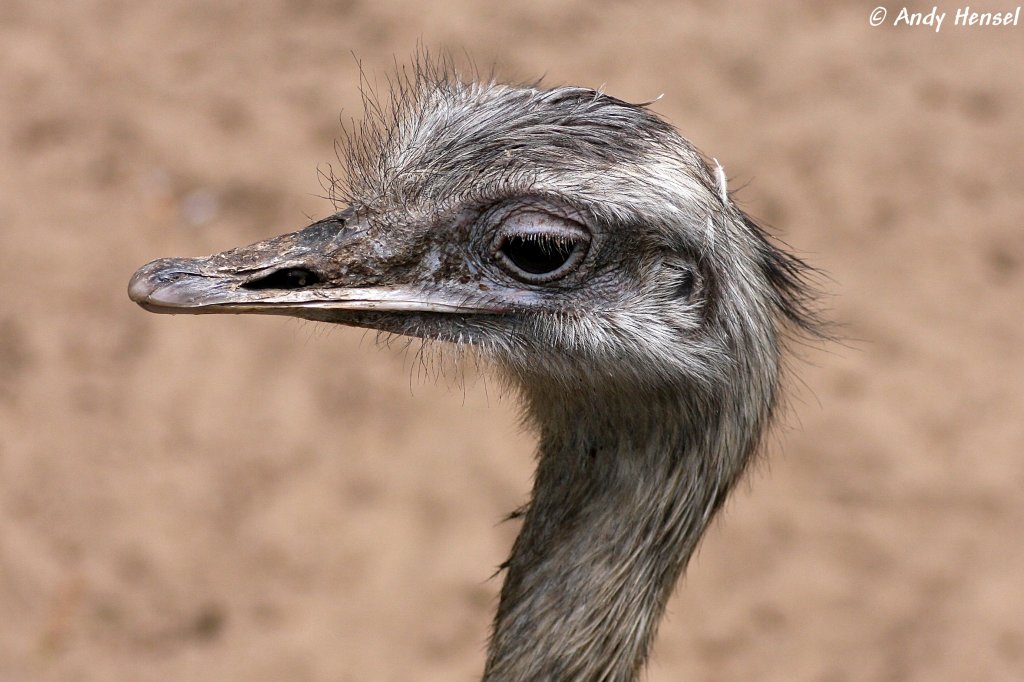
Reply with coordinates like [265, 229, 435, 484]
[129, 67, 818, 681]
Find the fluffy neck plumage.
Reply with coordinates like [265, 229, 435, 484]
[483, 385, 759, 682]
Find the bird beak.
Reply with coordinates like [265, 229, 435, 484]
[128, 211, 506, 319]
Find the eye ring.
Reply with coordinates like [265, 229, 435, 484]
[491, 224, 590, 283]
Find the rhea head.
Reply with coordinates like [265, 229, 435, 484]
[129, 74, 814, 412]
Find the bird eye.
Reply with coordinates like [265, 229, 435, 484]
[501, 234, 576, 274]
[491, 217, 590, 283]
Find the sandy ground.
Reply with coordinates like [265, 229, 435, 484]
[1, 1, 1022, 680]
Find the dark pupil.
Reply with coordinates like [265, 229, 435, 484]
[501, 235, 576, 275]
[243, 267, 321, 290]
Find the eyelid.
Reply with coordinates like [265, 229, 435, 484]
[479, 195, 593, 232]
[499, 215, 590, 241]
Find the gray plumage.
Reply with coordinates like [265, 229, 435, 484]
[129, 59, 821, 682]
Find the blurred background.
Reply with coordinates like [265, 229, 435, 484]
[1, 1, 1022, 680]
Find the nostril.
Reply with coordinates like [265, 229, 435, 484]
[242, 267, 322, 290]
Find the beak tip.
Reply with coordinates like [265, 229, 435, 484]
[128, 257, 202, 310]
[128, 268, 156, 304]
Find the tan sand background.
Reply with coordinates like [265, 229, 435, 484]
[2, 1, 1022, 680]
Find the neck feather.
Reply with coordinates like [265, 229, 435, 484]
[483, 387, 760, 682]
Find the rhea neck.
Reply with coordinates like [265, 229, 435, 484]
[484, 377, 756, 682]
